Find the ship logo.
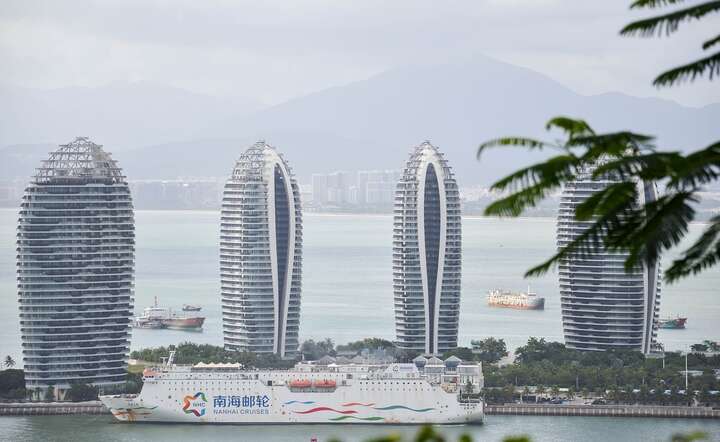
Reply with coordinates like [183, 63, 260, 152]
[182, 392, 207, 417]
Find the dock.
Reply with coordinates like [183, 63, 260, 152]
[0, 401, 109, 416]
[486, 403, 720, 419]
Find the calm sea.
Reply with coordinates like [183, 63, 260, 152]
[0, 415, 718, 442]
[1, 208, 717, 362]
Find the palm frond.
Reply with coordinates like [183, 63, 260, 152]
[630, 0, 687, 9]
[477, 137, 553, 159]
[592, 152, 682, 182]
[703, 33, 720, 49]
[484, 155, 580, 216]
[573, 182, 637, 221]
[525, 207, 622, 277]
[666, 141, 720, 189]
[606, 191, 697, 271]
[665, 215, 720, 282]
[620, 1, 720, 37]
[567, 131, 656, 157]
[653, 50, 720, 86]
[545, 117, 595, 138]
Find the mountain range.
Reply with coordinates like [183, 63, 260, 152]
[2, 56, 718, 186]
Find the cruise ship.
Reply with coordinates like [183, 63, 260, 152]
[100, 353, 484, 424]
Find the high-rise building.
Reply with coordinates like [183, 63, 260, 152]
[558, 167, 661, 354]
[17, 137, 135, 399]
[393, 141, 461, 355]
[311, 174, 328, 205]
[220, 141, 303, 358]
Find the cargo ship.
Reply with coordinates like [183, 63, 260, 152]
[134, 298, 205, 330]
[100, 352, 484, 424]
[487, 287, 545, 310]
[659, 315, 687, 329]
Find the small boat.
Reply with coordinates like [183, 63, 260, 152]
[289, 379, 312, 388]
[659, 315, 687, 329]
[313, 379, 337, 388]
[182, 304, 202, 312]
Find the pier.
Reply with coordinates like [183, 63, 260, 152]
[486, 404, 720, 419]
[0, 401, 109, 416]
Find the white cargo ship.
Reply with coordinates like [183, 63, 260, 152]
[101, 352, 484, 424]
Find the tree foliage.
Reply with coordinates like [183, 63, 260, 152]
[442, 347, 475, 362]
[67, 383, 99, 402]
[483, 337, 720, 406]
[0, 369, 26, 399]
[130, 342, 295, 369]
[470, 337, 509, 364]
[620, 0, 720, 86]
[478, 119, 720, 282]
[4, 355, 15, 368]
[478, 2, 720, 283]
[300, 338, 336, 360]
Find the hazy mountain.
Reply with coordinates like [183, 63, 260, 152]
[220, 56, 719, 184]
[2, 56, 718, 185]
[0, 81, 262, 149]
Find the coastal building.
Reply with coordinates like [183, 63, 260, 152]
[393, 141, 461, 355]
[558, 166, 661, 354]
[17, 137, 135, 399]
[220, 141, 303, 357]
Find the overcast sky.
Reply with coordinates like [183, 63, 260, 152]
[1, 0, 718, 107]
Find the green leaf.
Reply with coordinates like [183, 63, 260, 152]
[653, 50, 720, 86]
[477, 137, 553, 159]
[545, 117, 595, 138]
[703, 33, 720, 50]
[630, 0, 687, 9]
[483, 155, 579, 216]
[621, 1, 720, 37]
[665, 214, 720, 282]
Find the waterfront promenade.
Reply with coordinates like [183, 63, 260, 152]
[0, 401, 107, 416]
[486, 404, 720, 419]
[2, 401, 719, 419]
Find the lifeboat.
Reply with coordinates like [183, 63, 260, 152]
[313, 379, 337, 388]
[289, 379, 312, 388]
[142, 368, 157, 378]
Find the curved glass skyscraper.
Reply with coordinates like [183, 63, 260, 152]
[558, 168, 661, 354]
[393, 141, 461, 355]
[220, 141, 302, 358]
[17, 137, 135, 398]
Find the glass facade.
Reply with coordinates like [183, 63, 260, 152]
[558, 167, 661, 354]
[220, 142, 302, 357]
[393, 142, 461, 355]
[17, 137, 135, 395]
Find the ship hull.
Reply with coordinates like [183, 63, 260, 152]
[100, 380, 482, 424]
[487, 298, 545, 310]
[164, 317, 205, 330]
[659, 317, 687, 329]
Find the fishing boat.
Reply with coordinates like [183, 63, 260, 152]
[182, 304, 202, 312]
